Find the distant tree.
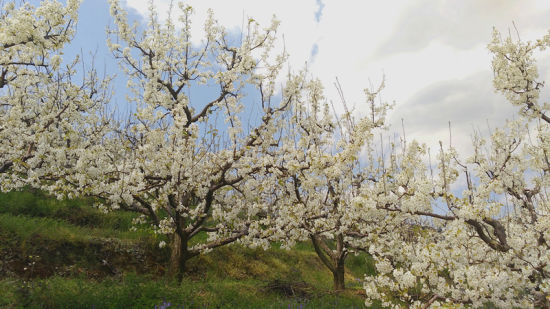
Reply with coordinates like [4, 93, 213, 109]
[255, 75, 426, 291]
[0, 0, 110, 193]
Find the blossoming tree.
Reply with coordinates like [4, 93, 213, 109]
[361, 28, 550, 308]
[67, 0, 303, 281]
[253, 75, 429, 291]
[0, 0, 110, 193]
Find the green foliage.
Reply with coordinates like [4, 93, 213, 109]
[346, 252, 377, 278]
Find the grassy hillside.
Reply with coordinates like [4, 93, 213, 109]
[0, 190, 377, 308]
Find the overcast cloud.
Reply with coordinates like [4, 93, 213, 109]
[123, 0, 550, 155]
[375, 0, 550, 57]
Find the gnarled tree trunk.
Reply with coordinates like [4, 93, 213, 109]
[333, 256, 346, 290]
[311, 234, 347, 290]
[169, 232, 190, 282]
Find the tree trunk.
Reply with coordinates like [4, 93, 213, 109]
[169, 232, 189, 282]
[310, 235, 347, 290]
[332, 258, 346, 290]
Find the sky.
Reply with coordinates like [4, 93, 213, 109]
[66, 0, 550, 156]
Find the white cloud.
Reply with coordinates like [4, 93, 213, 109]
[122, 0, 550, 154]
[376, 0, 550, 56]
[388, 70, 517, 155]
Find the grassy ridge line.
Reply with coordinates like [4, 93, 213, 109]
[0, 190, 137, 231]
[0, 190, 374, 278]
[0, 211, 366, 285]
[0, 190, 373, 308]
[0, 212, 151, 242]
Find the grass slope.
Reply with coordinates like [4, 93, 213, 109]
[0, 190, 376, 308]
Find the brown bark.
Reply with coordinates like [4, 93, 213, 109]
[168, 232, 190, 282]
[333, 258, 346, 291]
[167, 222, 247, 282]
[310, 235, 347, 290]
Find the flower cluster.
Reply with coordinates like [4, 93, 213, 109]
[357, 28, 550, 308]
[0, 0, 111, 194]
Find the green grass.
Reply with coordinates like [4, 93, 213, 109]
[0, 212, 152, 242]
[0, 190, 374, 308]
[1, 275, 367, 308]
[0, 189, 137, 231]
